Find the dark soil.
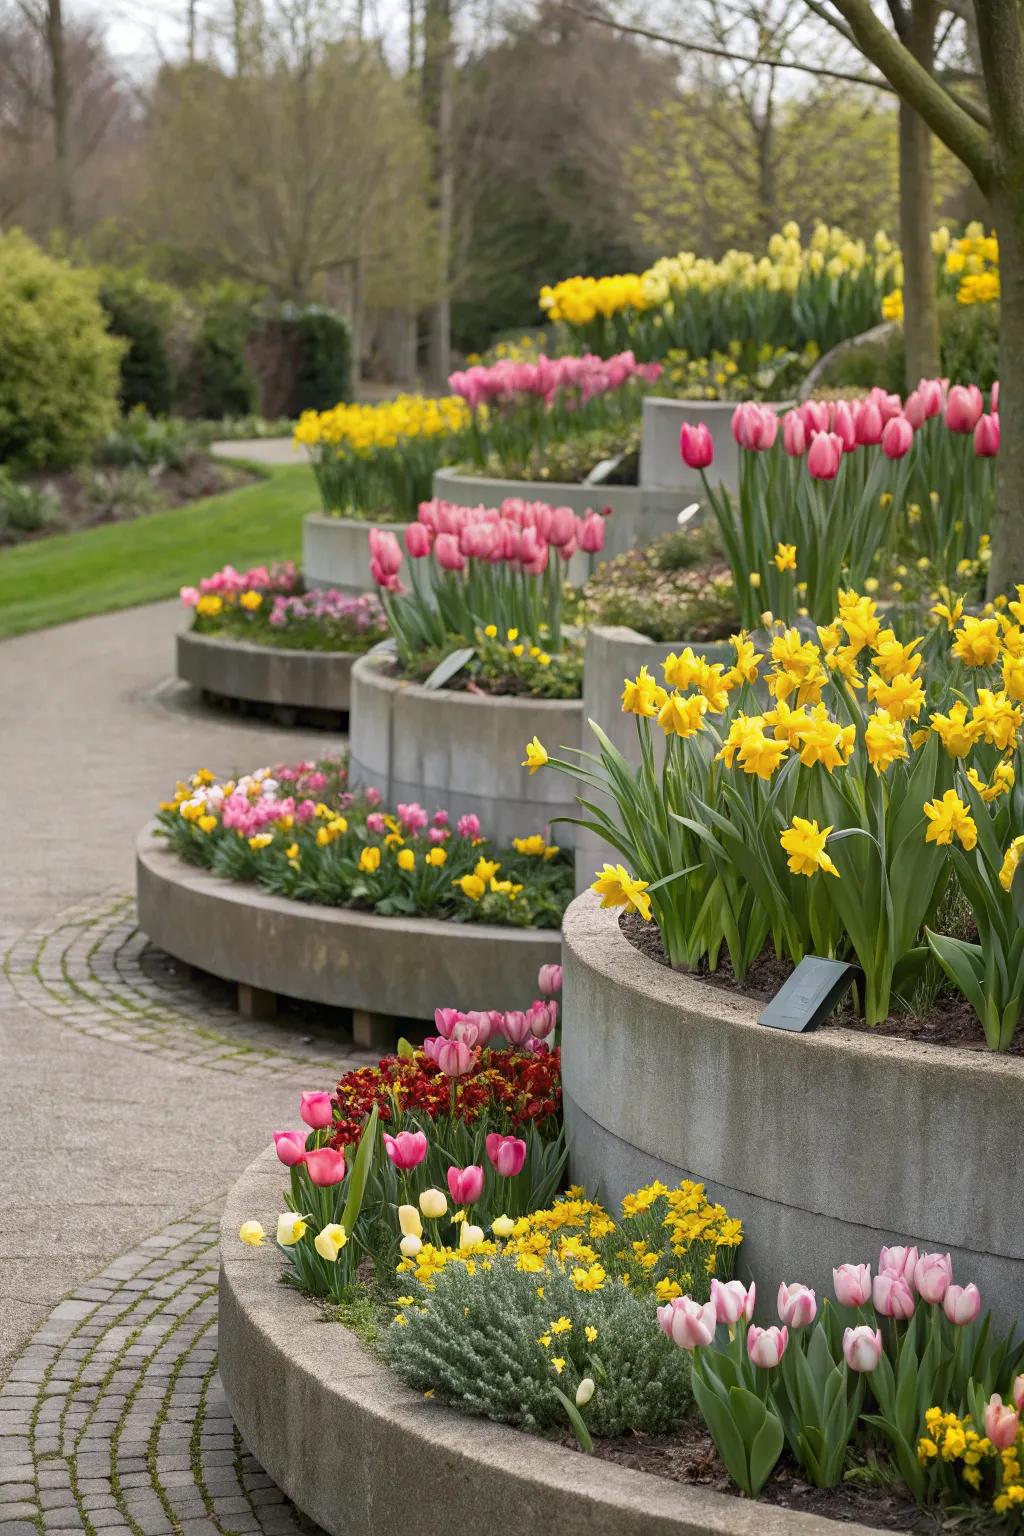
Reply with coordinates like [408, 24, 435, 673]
[618, 910, 1020, 1055]
[570, 1422, 942, 1532]
[5, 455, 260, 545]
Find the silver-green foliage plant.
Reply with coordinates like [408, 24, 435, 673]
[383, 1256, 692, 1438]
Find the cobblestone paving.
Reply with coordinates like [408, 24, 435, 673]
[2, 892, 375, 1077]
[0, 1211, 324, 1536]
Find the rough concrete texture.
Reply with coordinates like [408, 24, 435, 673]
[0, 600, 365, 1384]
[639, 397, 792, 494]
[348, 650, 583, 846]
[431, 470, 689, 566]
[177, 629, 354, 712]
[211, 437, 308, 466]
[302, 513, 412, 594]
[562, 891, 1024, 1325]
[136, 827, 560, 1019]
[575, 627, 735, 894]
[221, 1151, 875, 1536]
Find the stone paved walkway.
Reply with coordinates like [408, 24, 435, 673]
[0, 601, 367, 1531]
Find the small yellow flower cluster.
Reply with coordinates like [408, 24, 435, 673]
[539, 273, 649, 325]
[452, 855, 523, 903]
[918, 1406, 1024, 1512]
[294, 394, 471, 454]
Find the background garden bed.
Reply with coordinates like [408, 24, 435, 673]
[303, 511, 413, 594]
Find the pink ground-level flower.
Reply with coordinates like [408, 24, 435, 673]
[447, 1164, 484, 1204]
[485, 1134, 527, 1178]
[833, 1263, 872, 1308]
[943, 1284, 981, 1326]
[777, 1283, 817, 1329]
[299, 1091, 334, 1130]
[984, 1394, 1020, 1450]
[843, 1326, 883, 1372]
[304, 1147, 347, 1187]
[747, 1324, 788, 1368]
[273, 1130, 308, 1167]
[711, 1279, 755, 1326]
[658, 1295, 717, 1350]
[383, 1130, 428, 1171]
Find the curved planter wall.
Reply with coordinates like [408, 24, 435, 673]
[135, 827, 558, 1020]
[303, 512, 412, 594]
[562, 892, 1024, 1326]
[639, 399, 791, 497]
[576, 626, 735, 894]
[177, 629, 355, 715]
[432, 469, 688, 565]
[348, 652, 582, 848]
[221, 1149, 869, 1536]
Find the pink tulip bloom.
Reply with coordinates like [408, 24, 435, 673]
[711, 1278, 755, 1326]
[873, 1272, 915, 1320]
[435, 1039, 477, 1077]
[854, 399, 884, 445]
[485, 1133, 527, 1177]
[974, 412, 999, 456]
[732, 402, 777, 451]
[800, 400, 830, 434]
[526, 1038, 550, 1057]
[879, 1245, 919, 1282]
[832, 401, 857, 451]
[945, 383, 984, 433]
[747, 1324, 788, 1368]
[680, 421, 714, 469]
[434, 532, 465, 571]
[383, 1130, 428, 1170]
[547, 505, 577, 547]
[902, 390, 926, 429]
[273, 1131, 308, 1167]
[984, 1394, 1020, 1451]
[421, 1035, 443, 1064]
[578, 511, 605, 553]
[991, 380, 1000, 413]
[1013, 1375, 1024, 1413]
[917, 377, 945, 418]
[304, 1147, 347, 1186]
[405, 522, 433, 557]
[180, 585, 200, 607]
[458, 1010, 494, 1046]
[881, 416, 913, 459]
[450, 1018, 482, 1047]
[658, 1295, 717, 1350]
[538, 963, 563, 996]
[299, 1091, 334, 1130]
[499, 1010, 532, 1046]
[777, 1282, 817, 1329]
[843, 1326, 883, 1372]
[457, 813, 481, 839]
[943, 1283, 981, 1326]
[913, 1251, 952, 1305]
[833, 1263, 872, 1308]
[782, 411, 807, 457]
[368, 527, 403, 576]
[807, 431, 843, 480]
[447, 1163, 484, 1204]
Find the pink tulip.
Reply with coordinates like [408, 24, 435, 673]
[879, 1245, 919, 1282]
[984, 1394, 1020, 1451]
[1013, 1375, 1024, 1413]
[854, 399, 884, 445]
[843, 1326, 883, 1372]
[299, 1091, 334, 1130]
[747, 1324, 788, 1368]
[711, 1278, 755, 1326]
[421, 1035, 443, 1064]
[992, 380, 1000, 413]
[732, 402, 777, 451]
[383, 1130, 428, 1170]
[918, 377, 945, 418]
[458, 1010, 494, 1046]
[902, 390, 926, 429]
[680, 421, 714, 469]
[435, 1039, 477, 1077]
[578, 511, 605, 553]
[658, 1295, 717, 1350]
[368, 527, 402, 576]
[526, 1000, 556, 1039]
[778, 1283, 818, 1329]
[870, 387, 903, 422]
[434, 532, 465, 572]
[450, 1018, 482, 1047]
[974, 412, 999, 456]
[485, 1133, 527, 1178]
[873, 1272, 915, 1320]
[304, 1147, 347, 1186]
[547, 505, 576, 547]
[833, 1263, 872, 1308]
[499, 1010, 532, 1046]
[943, 1283, 981, 1326]
[434, 1007, 461, 1039]
[273, 1130, 307, 1167]
[945, 383, 984, 433]
[913, 1251, 952, 1305]
[833, 401, 857, 451]
[538, 963, 563, 996]
[807, 431, 843, 480]
[800, 400, 830, 434]
[457, 813, 481, 840]
[782, 410, 807, 457]
[881, 416, 913, 459]
[405, 522, 433, 558]
[447, 1164, 484, 1204]
[180, 585, 200, 607]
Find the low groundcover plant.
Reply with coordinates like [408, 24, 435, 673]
[156, 759, 572, 928]
[180, 561, 388, 653]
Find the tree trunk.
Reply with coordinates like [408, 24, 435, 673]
[897, 1, 940, 388]
[187, 0, 197, 61]
[421, 0, 452, 389]
[987, 185, 1024, 592]
[46, 0, 73, 233]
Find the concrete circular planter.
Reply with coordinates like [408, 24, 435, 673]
[639, 399, 792, 497]
[135, 827, 559, 1037]
[433, 468, 688, 565]
[303, 511, 412, 594]
[176, 628, 356, 716]
[575, 626, 735, 894]
[562, 891, 1024, 1327]
[348, 650, 582, 847]
[221, 1148, 871, 1536]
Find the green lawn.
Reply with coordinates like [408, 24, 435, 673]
[0, 461, 318, 640]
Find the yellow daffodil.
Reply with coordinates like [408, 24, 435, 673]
[864, 709, 908, 773]
[521, 736, 548, 773]
[454, 873, 485, 901]
[780, 817, 839, 878]
[314, 1224, 348, 1262]
[591, 864, 652, 921]
[622, 664, 668, 716]
[773, 542, 797, 572]
[238, 1221, 265, 1247]
[276, 1214, 308, 1247]
[359, 845, 381, 874]
[923, 790, 977, 850]
[998, 836, 1024, 892]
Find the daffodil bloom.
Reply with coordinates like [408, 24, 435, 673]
[621, 664, 667, 716]
[359, 845, 381, 874]
[248, 833, 273, 851]
[238, 1221, 265, 1247]
[591, 863, 652, 921]
[923, 790, 978, 850]
[773, 543, 797, 572]
[972, 690, 1023, 751]
[314, 1223, 348, 1262]
[425, 847, 447, 867]
[657, 690, 707, 739]
[454, 873, 485, 901]
[930, 702, 981, 758]
[998, 836, 1024, 891]
[952, 616, 1002, 667]
[474, 857, 500, 882]
[521, 736, 548, 773]
[780, 817, 839, 878]
[276, 1214, 308, 1247]
[864, 710, 907, 773]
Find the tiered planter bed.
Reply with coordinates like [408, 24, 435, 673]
[220, 1148, 870, 1536]
[135, 827, 558, 1047]
[348, 650, 582, 848]
[639, 398, 792, 496]
[561, 890, 1024, 1327]
[432, 468, 686, 566]
[176, 629, 356, 722]
[303, 511, 413, 594]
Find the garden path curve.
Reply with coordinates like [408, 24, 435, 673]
[0, 600, 369, 1532]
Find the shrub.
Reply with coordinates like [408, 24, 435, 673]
[287, 307, 352, 413]
[0, 231, 123, 470]
[192, 281, 258, 418]
[95, 409, 197, 471]
[98, 268, 179, 416]
[0, 471, 62, 536]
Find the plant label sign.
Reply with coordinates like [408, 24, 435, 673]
[758, 956, 861, 1033]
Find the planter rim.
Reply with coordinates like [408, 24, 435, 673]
[353, 649, 584, 713]
[178, 625, 364, 664]
[220, 1147, 877, 1536]
[305, 508, 412, 528]
[563, 889, 1022, 1083]
[642, 396, 792, 411]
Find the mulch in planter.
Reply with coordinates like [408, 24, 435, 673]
[619, 911, 1022, 1055]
